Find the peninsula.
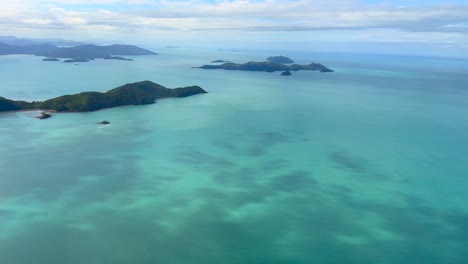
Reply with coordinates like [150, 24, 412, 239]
[0, 81, 207, 113]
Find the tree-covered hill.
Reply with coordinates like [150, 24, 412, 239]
[0, 81, 207, 113]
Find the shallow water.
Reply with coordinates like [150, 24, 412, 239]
[1, 48, 468, 263]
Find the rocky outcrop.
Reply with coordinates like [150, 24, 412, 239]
[37, 112, 52, 119]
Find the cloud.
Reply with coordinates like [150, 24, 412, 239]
[0, 0, 468, 47]
[2, 1, 467, 32]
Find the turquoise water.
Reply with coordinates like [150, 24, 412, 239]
[1, 48, 468, 263]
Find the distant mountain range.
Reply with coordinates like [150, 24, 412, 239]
[0, 36, 88, 47]
[0, 42, 157, 59]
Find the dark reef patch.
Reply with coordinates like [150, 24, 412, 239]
[246, 132, 291, 155]
[174, 147, 235, 169]
[268, 170, 317, 193]
[2, 175, 468, 264]
[258, 158, 291, 173]
[329, 151, 368, 174]
[0, 131, 145, 201]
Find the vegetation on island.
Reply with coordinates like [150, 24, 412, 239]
[198, 60, 333, 73]
[198, 56, 332, 73]
[267, 56, 295, 64]
[0, 81, 207, 113]
[0, 97, 37, 112]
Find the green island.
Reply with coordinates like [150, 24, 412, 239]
[197, 57, 333, 73]
[0, 81, 207, 113]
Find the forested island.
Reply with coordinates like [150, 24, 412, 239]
[198, 61, 333, 73]
[197, 56, 333, 73]
[0, 81, 207, 113]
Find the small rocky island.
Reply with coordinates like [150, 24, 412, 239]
[0, 81, 207, 113]
[37, 111, 52, 119]
[197, 56, 333, 73]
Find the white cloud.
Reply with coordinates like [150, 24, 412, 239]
[1, 0, 468, 49]
[1, 1, 466, 32]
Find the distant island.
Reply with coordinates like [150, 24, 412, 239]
[0, 42, 157, 62]
[54, 56, 133, 63]
[267, 56, 294, 64]
[104, 55, 133, 61]
[197, 57, 333, 73]
[63, 58, 90, 63]
[211, 60, 231, 63]
[0, 81, 207, 113]
[42, 58, 60, 62]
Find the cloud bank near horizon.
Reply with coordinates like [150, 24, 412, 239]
[1, 0, 467, 55]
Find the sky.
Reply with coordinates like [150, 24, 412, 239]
[0, 0, 467, 56]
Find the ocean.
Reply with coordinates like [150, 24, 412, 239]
[1, 48, 468, 263]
